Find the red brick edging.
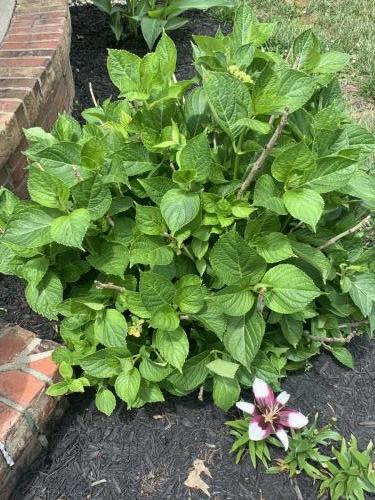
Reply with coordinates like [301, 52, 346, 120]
[0, 321, 65, 499]
[0, 0, 74, 197]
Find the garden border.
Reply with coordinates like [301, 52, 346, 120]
[0, 0, 74, 197]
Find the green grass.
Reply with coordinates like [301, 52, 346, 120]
[211, 0, 375, 129]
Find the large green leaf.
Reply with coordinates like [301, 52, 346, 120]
[291, 240, 331, 282]
[87, 242, 129, 278]
[94, 308, 128, 347]
[206, 358, 239, 379]
[25, 271, 63, 320]
[271, 143, 316, 185]
[4, 205, 55, 248]
[262, 264, 321, 314]
[95, 388, 116, 416]
[212, 375, 240, 411]
[28, 165, 69, 211]
[115, 368, 141, 406]
[292, 29, 320, 72]
[223, 310, 265, 367]
[347, 273, 375, 317]
[178, 133, 217, 183]
[72, 176, 112, 220]
[210, 231, 266, 286]
[253, 174, 287, 215]
[155, 327, 189, 371]
[139, 271, 175, 312]
[203, 70, 251, 137]
[50, 208, 91, 248]
[255, 232, 294, 263]
[209, 286, 255, 316]
[107, 50, 143, 97]
[130, 235, 173, 266]
[160, 189, 200, 234]
[283, 188, 324, 231]
[167, 351, 212, 392]
[27, 142, 87, 187]
[135, 204, 166, 236]
[303, 156, 357, 193]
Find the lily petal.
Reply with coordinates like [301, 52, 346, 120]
[236, 401, 255, 415]
[279, 408, 308, 429]
[275, 427, 289, 451]
[252, 378, 275, 408]
[276, 391, 290, 406]
[248, 415, 272, 441]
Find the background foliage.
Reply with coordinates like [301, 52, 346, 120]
[0, 3, 374, 415]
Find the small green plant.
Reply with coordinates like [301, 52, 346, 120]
[320, 437, 375, 500]
[267, 414, 341, 480]
[0, 3, 374, 416]
[91, 0, 235, 49]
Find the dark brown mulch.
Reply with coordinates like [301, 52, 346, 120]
[2, 5, 374, 499]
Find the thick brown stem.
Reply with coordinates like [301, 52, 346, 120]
[319, 215, 371, 250]
[237, 107, 290, 199]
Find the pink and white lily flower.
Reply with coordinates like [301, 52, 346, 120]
[236, 378, 308, 451]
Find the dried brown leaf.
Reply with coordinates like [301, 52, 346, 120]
[184, 459, 212, 497]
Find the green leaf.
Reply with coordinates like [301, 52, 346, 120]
[130, 235, 173, 266]
[283, 188, 324, 230]
[46, 381, 70, 396]
[314, 52, 350, 74]
[303, 156, 357, 194]
[280, 316, 303, 347]
[291, 240, 331, 282]
[139, 271, 175, 312]
[212, 375, 240, 411]
[155, 327, 189, 371]
[292, 29, 321, 72]
[255, 232, 294, 263]
[28, 165, 69, 210]
[271, 143, 316, 185]
[160, 189, 200, 234]
[135, 204, 166, 236]
[115, 368, 141, 406]
[141, 17, 166, 51]
[206, 359, 239, 379]
[232, 2, 254, 47]
[210, 286, 254, 316]
[330, 346, 354, 368]
[223, 310, 265, 367]
[107, 50, 142, 97]
[210, 231, 266, 286]
[262, 264, 321, 314]
[348, 273, 375, 317]
[174, 284, 204, 314]
[203, 70, 251, 137]
[72, 176, 112, 220]
[253, 174, 287, 215]
[20, 256, 49, 287]
[25, 271, 63, 320]
[139, 358, 172, 382]
[50, 208, 91, 248]
[4, 205, 55, 248]
[95, 388, 116, 416]
[94, 308, 127, 347]
[138, 177, 175, 205]
[149, 304, 180, 331]
[88, 242, 129, 278]
[168, 351, 212, 392]
[114, 143, 157, 176]
[80, 348, 127, 378]
[178, 133, 217, 183]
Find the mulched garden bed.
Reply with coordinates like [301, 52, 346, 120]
[1, 5, 374, 499]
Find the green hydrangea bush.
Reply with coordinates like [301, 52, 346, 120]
[1, 4, 374, 415]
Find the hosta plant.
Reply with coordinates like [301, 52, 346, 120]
[1, 3, 374, 415]
[91, 0, 235, 49]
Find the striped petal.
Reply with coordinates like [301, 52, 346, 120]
[279, 408, 308, 429]
[248, 415, 272, 441]
[276, 391, 290, 406]
[236, 401, 255, 415]
[252, 378, 275, 408]
[275, 427, 289, 451]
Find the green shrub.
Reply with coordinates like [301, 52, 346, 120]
[1, 3, 374, 415]
[91, 0, 235, 49]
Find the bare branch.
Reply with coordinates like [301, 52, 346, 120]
[237, 107, 290, 199]
[319, 215, 371, 250]
[94, 280, 126, 293]
[89, 81, 98, 107]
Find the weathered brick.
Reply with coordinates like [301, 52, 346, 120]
[5, 33, 60, 43]
[0, 325, 35, 364]
[0, 403, 22, 442]
[1, 41, 60, 50]
[0, 371, 45, 407]
[0, 57, 49, 68]
[0, 50, 54, 58]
